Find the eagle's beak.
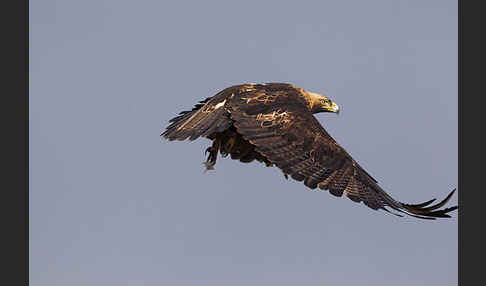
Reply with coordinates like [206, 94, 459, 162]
[323, 100, 340, 114]
[331, 102, 340, 114]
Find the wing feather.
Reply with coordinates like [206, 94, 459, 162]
[228, 88, 457, 219]
[161, 86, 244, 141]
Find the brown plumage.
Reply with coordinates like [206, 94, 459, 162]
[161, 82, 458, 220]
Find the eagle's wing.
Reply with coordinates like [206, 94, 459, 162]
[229, 90, 457, 219]
[161, 86, 242, 141]
[161, 83, 303, 141]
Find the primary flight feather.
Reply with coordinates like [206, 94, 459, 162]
[161, 82, 457, 220]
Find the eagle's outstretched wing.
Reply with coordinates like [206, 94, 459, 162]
[228, 89, 457, 219]
[162, 86, 237, 141]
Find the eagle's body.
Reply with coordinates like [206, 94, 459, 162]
[162, 83, 457, 219]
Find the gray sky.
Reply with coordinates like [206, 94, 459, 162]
[30, 0, 457, 285]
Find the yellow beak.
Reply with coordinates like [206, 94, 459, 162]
[322, 100, 340, 114]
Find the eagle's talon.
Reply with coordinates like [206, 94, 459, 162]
[204, 147, 215, 161]
[202, 161, 215, 173]
[205, 147, 212, 155]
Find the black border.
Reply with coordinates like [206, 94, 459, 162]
[459, 0, 483, 285]
[5, 0, 29, 284]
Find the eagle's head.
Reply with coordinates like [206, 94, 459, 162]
[307, 91, 340, 114]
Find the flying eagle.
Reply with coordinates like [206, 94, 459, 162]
[161, 83, 457, 219]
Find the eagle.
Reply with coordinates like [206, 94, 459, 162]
[161, 83, 457, 220]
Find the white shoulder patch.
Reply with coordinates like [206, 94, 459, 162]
[214, 99, 226, 109]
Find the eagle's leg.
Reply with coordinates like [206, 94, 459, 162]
[222, 135, 237, 157]
[203, 137, 221, 172]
